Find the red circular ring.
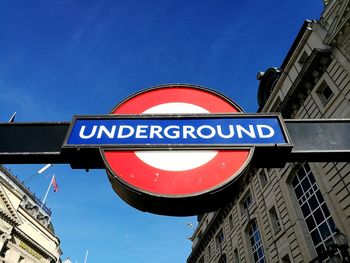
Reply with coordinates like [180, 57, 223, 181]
[103, 85, 252, 196]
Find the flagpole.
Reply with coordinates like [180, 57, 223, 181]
[84, 250, 89, 263]
[38, 164, 52, 174]
[41, 174, 54, 209]
[8, 112, 16, 123]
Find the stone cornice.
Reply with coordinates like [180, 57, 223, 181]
[17, 206, 59, 243]
[13, 227, 58, 262]
[0, 210, 19, 227]
[324, 0, 350, 45]
[279, 49, 332, 118]
[0, 184, 21, 226]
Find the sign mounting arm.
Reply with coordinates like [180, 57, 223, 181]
[0, 119, 349, 168]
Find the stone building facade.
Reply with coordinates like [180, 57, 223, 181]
[0, 166, 61, 263]
[187, 1, 350, 263]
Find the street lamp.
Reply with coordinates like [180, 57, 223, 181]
[309, 229, 350, 263]
[333, 229, 350, 262]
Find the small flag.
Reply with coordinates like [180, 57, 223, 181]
[52, 176, 59, 192]
[41, 175, 59, 208]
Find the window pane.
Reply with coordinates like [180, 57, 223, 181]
[282, 255, 291, 263]
[321, 203, 330, 217]
[249, 222, 265, 263]
[292, 176, 299, 187]
[229, 215, 234, 230]
[308, 195, 319, 211]
[294, 185, 303, 199]
[301, 177, 311, 192]
[314, 208, 325, 225]
[319, 222, 331, 239]
[216, 229, 224, 249]
[219, 255, 227, 263]
[304, 163, 311, 172]
[309, 173, 316, 184]
[316, 244, 326, 256]
[328, 218, 336, 232]
[316, 81, 334, 105]
[234, 249, 239, 263]
[311, 229, 321, 245]
[306, 215, 316, 230]
[316, 190, 324, 204]
[322, 86, 334, 101]
[260, 170, 268, 187]
[297, 167, 306, 181]
[301, 203, 311, 217]
[269, 207, 282, 234]
[292, 164, 337, 253]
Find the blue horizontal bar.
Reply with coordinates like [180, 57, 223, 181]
[65, 116, 288, 147]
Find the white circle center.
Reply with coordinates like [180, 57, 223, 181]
[135, 102, 218, 171]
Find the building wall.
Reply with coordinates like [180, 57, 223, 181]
[0, 167, 61, 263]
[188, 1, 350, 263]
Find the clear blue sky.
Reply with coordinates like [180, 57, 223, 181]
[1, 1, 323, 262]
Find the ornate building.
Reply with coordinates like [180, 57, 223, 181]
[0, 166, 61, 263]
[187, 1, 350, 262]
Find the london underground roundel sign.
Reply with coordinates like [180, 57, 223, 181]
[102, 84, 253, 215]
[65, 83, 290, 215]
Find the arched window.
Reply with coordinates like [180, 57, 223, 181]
[292, 164, 337, 256]
[218, 254, 227, 263]
[248, 221, 265, 263]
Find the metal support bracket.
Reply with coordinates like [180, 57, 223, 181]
[0, 119, 349, 168]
